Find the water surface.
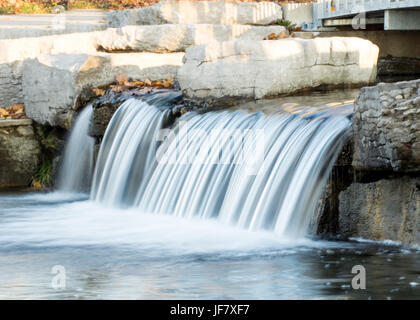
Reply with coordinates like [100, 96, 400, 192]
[0, 192, 418, 300]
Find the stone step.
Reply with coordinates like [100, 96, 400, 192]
[107, 0, 283, 27]
[177, 37, 380, 100]
[0, 23, 285, 108]
[98, 24, 286, 53]
[23, 52, 184, 128]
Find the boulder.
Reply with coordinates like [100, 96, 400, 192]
[353, 79, 420, 172]
[23, 52, 184, 128]
[339, 177, 420, 246]
[177, 37, 379, 100]
[0, 32, 99, 107]
[0, 119, 41, 188]
[107, 0, 283, 27]
[98, 24, 287, 53]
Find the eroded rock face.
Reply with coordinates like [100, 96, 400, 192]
[0, 119, 41, 188]
[107, 0, 283, 27]
[353, 80, 420, 172]
[339, 177, 420, 246]
[98, 24, 286, 53]
[23, 52, 184, 128]
[177, 37, 379, 100]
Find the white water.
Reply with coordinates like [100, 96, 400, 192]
[58, 105, 95, 192]
[91, 97, 353, 239]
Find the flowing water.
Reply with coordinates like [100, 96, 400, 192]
[0, 90, 419, 299]
[57, 105, 95, 192]
[91, 96, 352, 238]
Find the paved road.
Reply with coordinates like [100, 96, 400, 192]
[0, 9, 108, 39]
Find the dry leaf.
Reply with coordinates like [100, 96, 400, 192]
[92, 88, 106, 96]
[32, 180, 42, 190]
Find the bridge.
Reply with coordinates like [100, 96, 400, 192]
[314, 0, 420, 30]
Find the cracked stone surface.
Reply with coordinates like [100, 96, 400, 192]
[177, 37, 379, 100]
[23, 52, 184, 128]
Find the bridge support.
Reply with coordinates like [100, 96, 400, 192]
[384, 9, 420, 30]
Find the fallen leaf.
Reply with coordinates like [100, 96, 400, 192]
[32, 180, 41, 190]
[92, 88, 106, 96]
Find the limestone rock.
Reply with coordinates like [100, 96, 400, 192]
[0, 119, 41, 188]
[282, 3, 314, 26]
[107, 0, 283, 27]
[23, 52, 184, 128]
[0, 61, 24, 107]
[0, 33, 99, 65]
[339, 177, 420, 246]
[177, 37, 379, 100]
[0, 32, 99, 107]
[98, 24, 287, 53]
[353, 79, 420, 172]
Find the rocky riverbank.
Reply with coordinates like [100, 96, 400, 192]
[317, 79, 420, 246]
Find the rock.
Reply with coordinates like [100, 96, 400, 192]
[0, 119, 41, 188]
[107, 0, 283, 27]
[282, 3, 314, 26]
[98, 24, 287, 53]
[0, 33, 99, 65]
[22, 52, 184, 128]
[353, 79, 420, 172]
[0, 61, 24, 107]
[89, 91, 132, 137]
[315, 137, 354, 237]
[0, 32, 99, 107]
[339, 177, 420, 246]
[377, 57, 420, 76]
[177, 37, 379, 100]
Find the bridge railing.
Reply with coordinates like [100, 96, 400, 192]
[315, 0, 420, 20]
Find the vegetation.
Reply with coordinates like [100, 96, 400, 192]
[33, 125, 62, 189]
[32, 157, 52, 189]
[0, 1, 316, 14]
[276, 18, 298, 33]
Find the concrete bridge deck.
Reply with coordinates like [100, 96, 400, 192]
[314, 0, 420, 29]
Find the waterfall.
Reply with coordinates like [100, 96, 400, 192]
[58, 105, 95, 193]
[91, 95, 352, 238]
